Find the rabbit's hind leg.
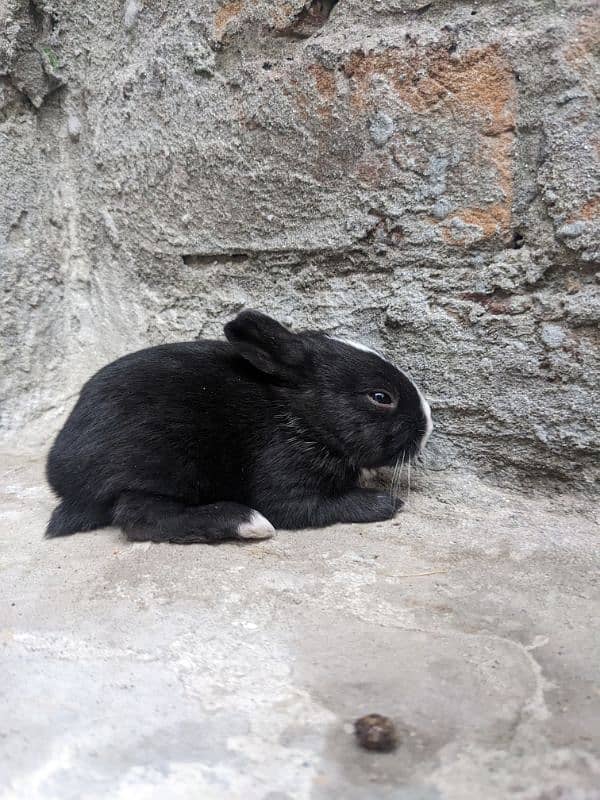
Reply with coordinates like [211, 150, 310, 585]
[112, 492, 275, 544]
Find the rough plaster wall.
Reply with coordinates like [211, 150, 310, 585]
[0, 0, 598, 485]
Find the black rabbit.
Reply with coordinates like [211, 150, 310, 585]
[45, 310, 433, 543]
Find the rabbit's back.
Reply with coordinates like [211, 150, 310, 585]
[46, 340, 267, 507]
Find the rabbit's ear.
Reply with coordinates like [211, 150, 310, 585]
[224, 310, 306, 377]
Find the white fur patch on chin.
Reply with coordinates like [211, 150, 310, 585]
[237, 510, 275, 540]
[419, 393, 434, 448]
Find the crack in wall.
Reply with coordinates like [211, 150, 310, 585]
[271, 0, 341, 40]
[181, 244, 365, 269]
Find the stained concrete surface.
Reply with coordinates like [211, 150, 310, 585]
[1, 452, 599, 800]
[2, 0, 600, 484]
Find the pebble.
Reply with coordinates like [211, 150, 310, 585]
[354, 714, 398, 752]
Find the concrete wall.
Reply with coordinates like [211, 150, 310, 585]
[1, 0, 598, 485]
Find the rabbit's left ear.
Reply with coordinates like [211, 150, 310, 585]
[224, 310, 306, 377]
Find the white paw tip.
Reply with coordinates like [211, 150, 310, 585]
[237, 511, 275, 540]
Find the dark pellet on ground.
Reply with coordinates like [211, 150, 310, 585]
[354, 714, 398, 752]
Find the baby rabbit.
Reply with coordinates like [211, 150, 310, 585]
[46, 310, 432, 543]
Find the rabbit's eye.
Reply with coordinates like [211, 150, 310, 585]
[368, 391, 393, 406]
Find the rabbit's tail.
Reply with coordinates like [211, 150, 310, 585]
[45, 500, 112, 538]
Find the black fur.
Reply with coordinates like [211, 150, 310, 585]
[45, 311, 430, 543]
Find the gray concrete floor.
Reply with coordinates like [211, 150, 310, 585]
[1, 453, 599, 800]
